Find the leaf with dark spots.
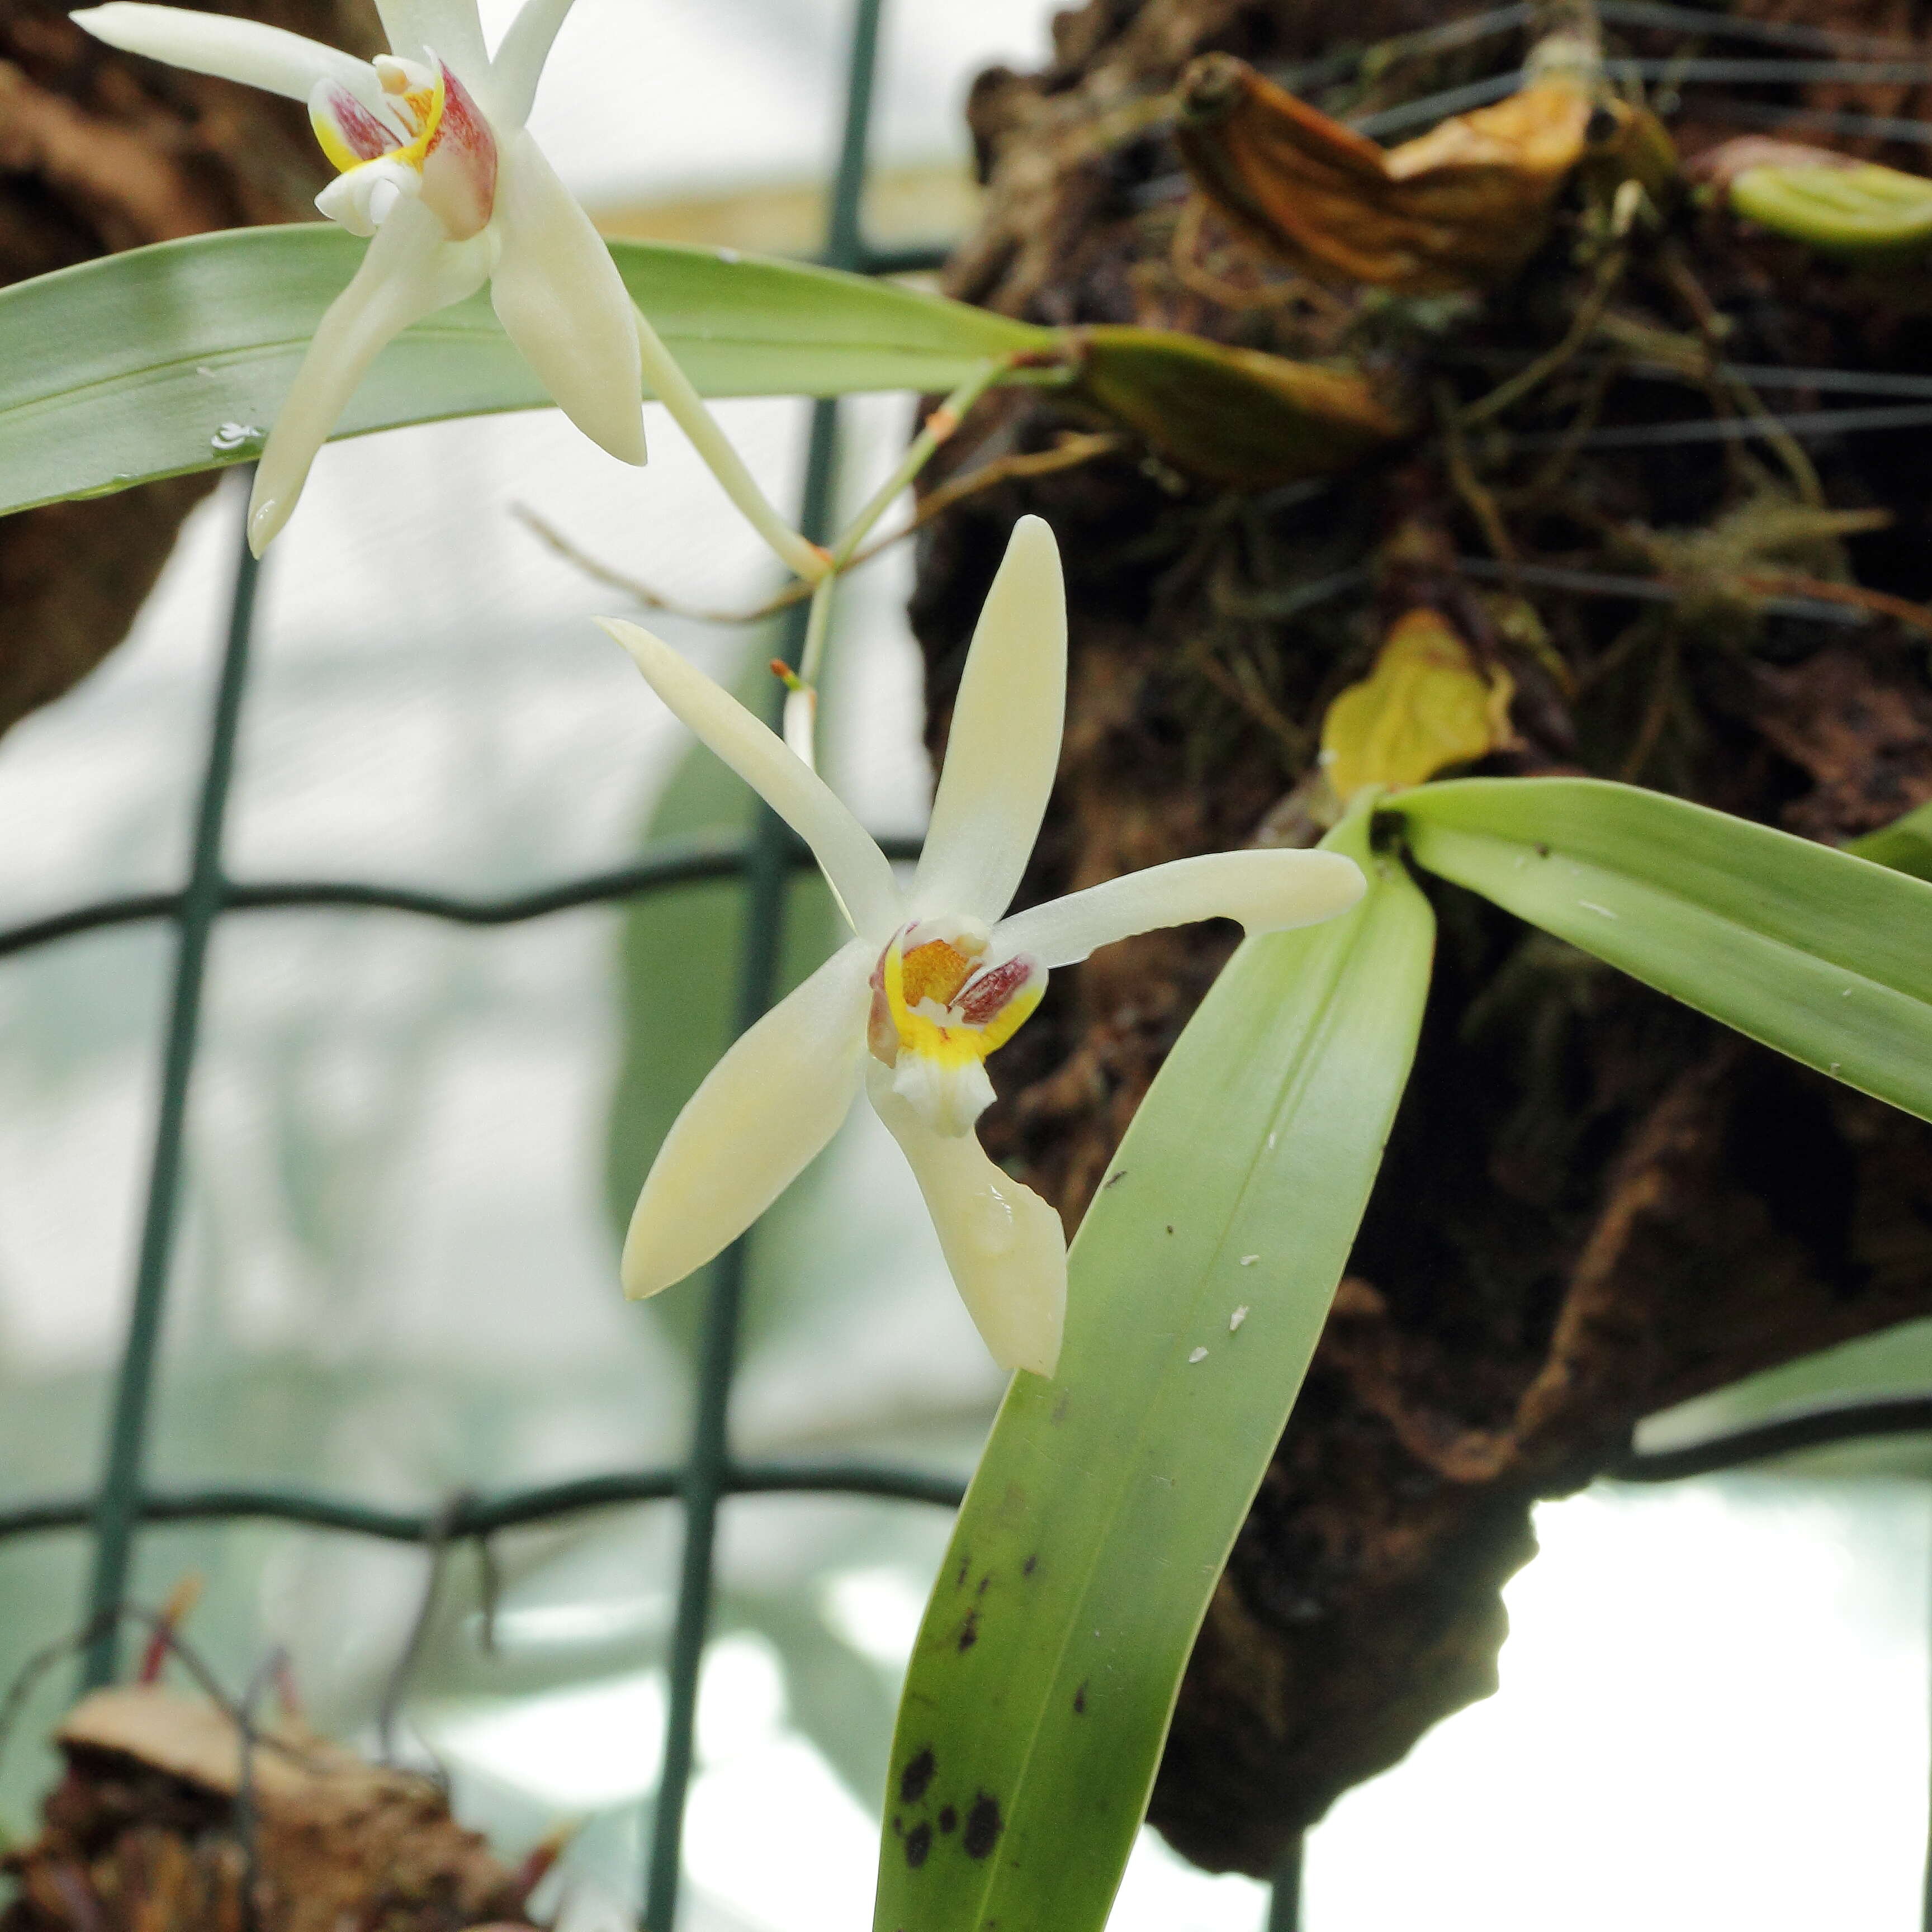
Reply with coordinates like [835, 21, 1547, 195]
[1022, 1555, 1038, 1578]
[957, 1611, 979, 1653]
[964, 1794, 1005, 1860]
[977, 1574, 991, 1597]
[1104, 1169, 1128, 1188]
[1073, 1683, 1087, 1715]
[939, 1806, 958, 1834]
[905, 1823, 933, 1870]
[954, 1554, 971, 1590]
[899, 1748, 936, 1805]
[1050, 1392, 1071, 1425]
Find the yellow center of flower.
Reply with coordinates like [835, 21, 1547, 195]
[868, 926, 1046, 1137]
[311, 63, 446, 178]
[307, 56, 495, 239]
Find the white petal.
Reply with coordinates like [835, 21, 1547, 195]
[867, 1066, 1066, 1377]
[487, 0, 576, 130]
[598, 617, 903, 941]
[72, 3, 375, 101]
[247, 196, 491, 553]
[990, 848, 1365, 969]
[622, 943, 872, 1298]
[912, 515, 1066, 925]
[488, 135, 646, 465]
[373, 0, 487, 73]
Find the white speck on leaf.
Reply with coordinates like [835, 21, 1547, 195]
[1240, 1253, 1259, 1266]
[1578, 900, 1617, 918]
[1187, 1347, 1208, 1363]
[1230, 1305, 1249, 1331]
[1266, 1131, 1278, 1149]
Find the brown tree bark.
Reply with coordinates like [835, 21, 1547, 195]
[0, 0, 379, 737]
[916, 0, 1932, 1874]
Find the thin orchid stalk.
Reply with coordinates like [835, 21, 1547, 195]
[828, 359, 1012, 571]
[782, 361, 1015, 765]
[784, 572, 841, 766]
[631, 302, 831, 585]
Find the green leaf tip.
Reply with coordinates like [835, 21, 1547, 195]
[1389, 776, 1932, 1122]
[1730, 160, 1932, 259]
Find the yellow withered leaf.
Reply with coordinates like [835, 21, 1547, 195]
[1072, 324, 1409, 489]
[1321, 608, 1515, 798]
[1175, 52, 1623, 293]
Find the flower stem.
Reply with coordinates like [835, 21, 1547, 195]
[827, 358, 1011, 570]
[784, 571, 839, 766]
[633, 305, 832, 585]
[779, 361, 1010, 768]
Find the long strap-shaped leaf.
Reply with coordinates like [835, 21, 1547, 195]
[1390, 776, 1932, 1121]
[0, 226, 1050, 517]
[872, 809, 1433, 1932]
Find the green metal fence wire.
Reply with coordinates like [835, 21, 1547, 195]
[7, 1, 1932, 1926]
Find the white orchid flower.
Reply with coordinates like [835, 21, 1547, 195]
[73, 0, 645, 554]
[600, 518, 1365, 1380]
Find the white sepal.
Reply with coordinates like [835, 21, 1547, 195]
[911, 516, 1067, 925]
[247, 195, 492, 554]
[71, 3, 376, 102]
[989, 847, 1366, 969]
[487, 0, 579, 131]
[867, 1067, 1066, 1377]
[597, 618, 904, 943]
[372, 0, 486, 75]
[489, 134, 647, 465]
[622, 943, 873, 1298]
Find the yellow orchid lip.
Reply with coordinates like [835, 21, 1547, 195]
[872, 929, 1045, 1074]
[863, 925, 1048, 1138]
[309, 64, 440, 175]
[309, 55, 496, 239]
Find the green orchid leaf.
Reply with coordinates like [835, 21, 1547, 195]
[1843, 797, 1932, 883]
[1389, 776, 1932, 1121]
[0, 225, 1053, 517]
[1730, 160, 1932, 259]
[872, 807, 1433, 1932]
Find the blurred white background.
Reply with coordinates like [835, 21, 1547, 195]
[0, 1, 1927, 1926]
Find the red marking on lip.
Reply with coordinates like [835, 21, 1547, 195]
[319, 84, 395, 161]
[956, 957, 1034, 1026]
[420, 57, 497, 234]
